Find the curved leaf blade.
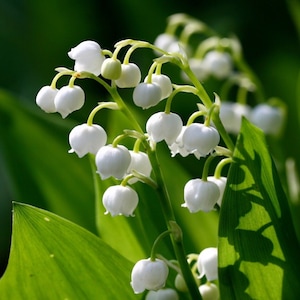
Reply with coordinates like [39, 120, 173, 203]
[0, 202, 140, 299]
[218, 118, 300, 299]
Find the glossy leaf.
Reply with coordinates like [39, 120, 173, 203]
[0, 90, 96, 233]
[0, 202, 140, 299]
[219, 118, 300, 299]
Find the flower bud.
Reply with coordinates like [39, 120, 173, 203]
[182, 123, 220, 158]
[146, 112, 183, 145]
[144, 74, 173, 100]
[199, 283, 220, 300]
[133, 82, 162, 109]
[102, 185, 138, 217]
[182, 179, 220, 213]
[197, 247, 218, 281]
[100, 58, 122, 80]
[207, 176, 227, 207]
[68, 123, 107, 158]
[68, 40, 105, 76]
[127, 151, 152, 184]
[174, 273, 188, 292]
[131, 258, 169, 294]
[36, 85, 58, 113]
[146, 288, 179, 300]
[54, 85, 85, 118]
[251, 103, 284, 135]
[95, 144, 131, 179]
[115, 63, 141, 88]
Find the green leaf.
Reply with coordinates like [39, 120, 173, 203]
[219, 118, 300, 299]
[0, 202, 140, 299]
[0, 90, 96, 233]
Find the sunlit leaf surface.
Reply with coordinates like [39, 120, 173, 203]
[0, 202, 140, 299]
[219, 118, 300, 299]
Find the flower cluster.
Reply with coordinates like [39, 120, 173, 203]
[36, 13, 286, 300]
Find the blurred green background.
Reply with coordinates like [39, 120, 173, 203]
[0, 0, 299, 277]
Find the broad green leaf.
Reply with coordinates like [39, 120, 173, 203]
[0, 90, 96, 233]
[219, 118, 300, 299]
[0, 202, 141, 300]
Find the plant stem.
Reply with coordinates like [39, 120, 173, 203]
[89, 71, 202, 298]
[147, 148, 202, 300]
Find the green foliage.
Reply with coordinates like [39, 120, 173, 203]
[0, 202, 140, 300]
[219, 118, 300, 299]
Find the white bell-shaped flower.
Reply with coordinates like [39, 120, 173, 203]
[199, 283, 220, 300]
[219, 102, 251, 134]
[146, 112, 183, 145]
[251, 103, 283, 135]
[115, 63, 141, 88]
[197, 247, 218, 281]
[174, 273, 188, 292]
[36, 85, 58, 113]
[154, 33, 178, 54]
[95, 144, 131, 179]
[68, 123, 107, 158]
[127, 151, 152, 184]
[100, 58, 122, 80]
[102, 185, 138, 217]
[207, 176, 227, 207]
[182, 179, 220, 213]
[133, 82, 162, 109]
[168, 126, 189, 157]
[182, 123, 220, 158]
[144, 74, 173, 100]
[68, 40, 105, 76]
[131, 258, 169, 294]
[202, 50, 232, 79]
[146, 288, 179, 300]
[54, 85, 85, 118]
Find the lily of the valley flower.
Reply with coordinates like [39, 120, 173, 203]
[127, 151, 152, 184]
[102, 185, 138, 217]
[54, 85, 85, 118]
[154, 33, 178, 54]
[36, 85, 58, 113]
[202, 50, 232, 79]
[182, 179, 220, 213]
[207, 176, 227, 207]
[68, 40, 105, 76]
[144, 74, 173, 100]
[115, 63, 141, 88]
[182, 123, 220, 158]
[168, 126, 189, 157]
[197, 247, 218, 281]
[131, 258, 169, 294]
[251, 103, 284, 135]
[146, 112, 183, 145]
[199, 283, 220, 300]
[133, 82, 162, 109]
[146, 288, 179, 300]
[68, 123, 107, 158]
[219, 102, 251, 134]
[95, 144, 131, 179]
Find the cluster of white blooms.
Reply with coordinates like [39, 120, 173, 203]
[36, 13, 285, 299]
[219, 101, 284, 135]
